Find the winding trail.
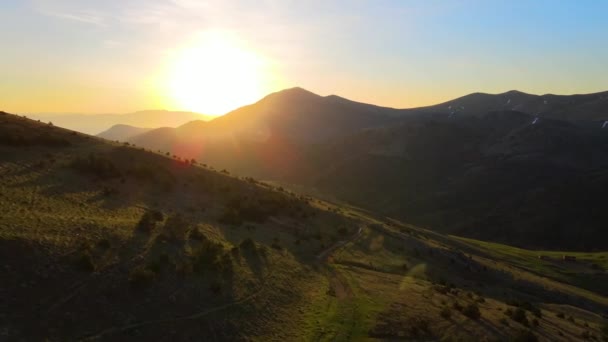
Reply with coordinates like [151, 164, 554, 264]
[317, 226, 363, 262]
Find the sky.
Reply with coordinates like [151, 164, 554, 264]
[1, 0, 607, 116]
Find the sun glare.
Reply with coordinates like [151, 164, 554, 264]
[166, 31, 271, 116]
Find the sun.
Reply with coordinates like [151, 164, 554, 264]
[166, 31, 271, 116]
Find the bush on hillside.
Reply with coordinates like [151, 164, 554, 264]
[512, 329, 538, 342]
[136, 210, 164, 232]
[74, 252, 95, 272]
[510, 307, 529, 326]
[160, 213, 191, 241]
[462, 303, 481, 320]
[601, 321, 608, 341]
[129, 267, 156, 289]
[440, 307, 452, 319]
[239, 238, 256, 251]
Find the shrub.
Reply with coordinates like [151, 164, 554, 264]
[433, 285, 450, 295]
[601, 321, 608, 341]
[440, 307, 452, 319]
[190, 228, 207, 241]
[556, 312, 565, 319]
[512, 308, 529, 326]
[209, 281, 222, 294]
[239, 238, 256, 251]
[271, 242, 282, 251]
[462, 303, 481, 320]
[160, 213, 191, 241]
[137, 210, 163, 232]
[97, 239, 111, 249]
[512, 329, 538, 342]
[129, 267, 156, 289]
[74, 252, 95, 272]
[191, 241, 225, 274]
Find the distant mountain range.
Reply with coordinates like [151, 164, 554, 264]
[409, 89, 608, 121]
[99, 87, 608, 249]
[97, 124, 152, 141]
[26, 110, 214, 135]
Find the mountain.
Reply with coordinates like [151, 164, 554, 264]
[123, 88, 608, 249]
[410, 89, 608, 122]
[309, 110, 608, 249]
[133, 87, 405, 144]
[97, 124, 152, 141]
[126, 87, 407, 179]
[2, 110, 607, 341]
[26, 110, 214, 135]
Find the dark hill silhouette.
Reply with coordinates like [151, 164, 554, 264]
[133, 87, 404, 146]
[122, 88, 608, 249]
[410, 89, 608, 122]
[97, 124, 152, 141]
[27, 110, 213, 135]
[310, 110, 608, 249]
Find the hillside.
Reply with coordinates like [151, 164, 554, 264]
[129, 87, 404, 147]
[120, 89, 608, 250]
[97, 124, 152, 141]
[1, 110, 608, 341]
[309, 110, 608, 249]
[27, 110, 213, 135]
[409, 90, 608, 122]
[123, 88, 406, 179]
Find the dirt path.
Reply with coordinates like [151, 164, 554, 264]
[317, 226, 363, 262]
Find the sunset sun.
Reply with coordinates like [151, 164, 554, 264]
[166, 31, 271, 116]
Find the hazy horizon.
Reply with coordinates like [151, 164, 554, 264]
[15, 86, 608, 118]
[2, 1, 608, 116]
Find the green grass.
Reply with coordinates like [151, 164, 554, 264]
[453, 236, 608, 296]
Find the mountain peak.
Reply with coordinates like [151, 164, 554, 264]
[502, 90, 532, 96]
[262, 87, 322, 102]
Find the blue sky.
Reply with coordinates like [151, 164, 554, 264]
[1, 0, 607, 114]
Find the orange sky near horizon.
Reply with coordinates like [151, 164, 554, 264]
[1, 1, 607, 116]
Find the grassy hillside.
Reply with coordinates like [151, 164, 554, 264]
[311, 111, 608, 250]
[1, 111, 607, 341]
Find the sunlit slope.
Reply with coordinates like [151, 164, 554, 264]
[0, 111, 358, 340]
[313, 205, 608, 341]
[1, 110, 607, 341]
